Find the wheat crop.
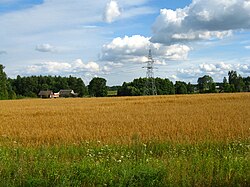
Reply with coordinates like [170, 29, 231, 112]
[0, 93, 249, 146]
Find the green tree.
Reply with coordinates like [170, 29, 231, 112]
[175, 81, 187, 94]
[228, 70, 245, 92]
[197, 75, 214, 93]
[88, 77, 108, 97]
[223, 77, 231, 92]
[7, 78, 16, 99]
[243, 76, 250, 92]
[74, 78, 88, 97]
[155, 78, 175, 95]
[187, 82, 194, 94]
[118, 77, 175, 96]
[0, 64, 9, 99]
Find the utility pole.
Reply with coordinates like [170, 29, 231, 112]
[143, 49, 157, 95]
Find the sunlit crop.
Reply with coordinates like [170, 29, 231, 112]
[0, 93, 249, 146]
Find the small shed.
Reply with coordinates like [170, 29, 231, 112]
[59, 89, 78, 97]
[38, 91, 53, 98]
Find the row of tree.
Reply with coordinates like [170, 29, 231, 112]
[0, 64, 249, 100]
[0, 64, 108, 99]
[9, 75, 88, 98]
[117, 71, 250, 96]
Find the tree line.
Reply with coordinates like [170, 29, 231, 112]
[0, 64, 108, 99]
[117, 72, 250, 96]
[0, 64, 249, 100]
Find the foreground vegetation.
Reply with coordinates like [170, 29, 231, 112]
[0, 93, 249, 186]
[0, 141, 249, 186]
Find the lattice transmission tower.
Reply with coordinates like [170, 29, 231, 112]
[143, 49, 157, 95]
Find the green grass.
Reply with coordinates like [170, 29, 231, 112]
[0, 141, 249, 186]
[107, 90, 117, 96]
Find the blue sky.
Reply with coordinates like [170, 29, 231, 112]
[0, 0, 249, 85]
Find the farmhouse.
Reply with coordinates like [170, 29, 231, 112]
[59, 89, 78, 97]
[38, 90, 53, 98]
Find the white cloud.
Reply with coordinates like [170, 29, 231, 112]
[101, 35, 191, 64]
[102, 0, 155, 23]
[103, 0, 121, 23]
[199, 62, 233, 73]
[27, 59, 102, 75]
[35, 44, 57, 53]
[245, 46, 250, 49]
[175, 61, 249, 83]
[177, 68, 202, 79]
[27, 61, 71, 74]
[151, 0, 250, 44]
[73, 59, 100, 73]
[216, 62, 233, 71]
[236, 64, 250, 73]
[199, 63, 217, 72]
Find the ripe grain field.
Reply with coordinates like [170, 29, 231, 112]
[0, 93, 249, 146]
[0, 93, 249, 186]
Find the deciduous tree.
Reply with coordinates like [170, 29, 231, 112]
[88, 77, 108, 97]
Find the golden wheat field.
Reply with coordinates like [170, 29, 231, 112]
[0, 93, 249, 146]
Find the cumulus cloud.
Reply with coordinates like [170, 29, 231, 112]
[101, 35, 191, 64]
[27, 59, 102, 75]
[177, 68, 202, 79]
[27, 61, 71, 74]
[151, 0, 250, 44]
[199, 62, 235, 75]
[176, 61, 250, 82]
[103, 0, 121, 23]
[236, 64, 250, 73]
[73, 59, 100, 73]
[35, 44, 57, 53]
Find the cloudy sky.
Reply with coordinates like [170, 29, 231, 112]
[0, 0, 250, 85]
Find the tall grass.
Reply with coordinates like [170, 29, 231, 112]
[0, 141, 249, 186]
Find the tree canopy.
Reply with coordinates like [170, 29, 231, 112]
[118, 77, 175, 96]
[10, 75, 88, 98]
[88, 77, 108, 97]
[197, 75, 216, 93]
[0, 65, 8, 100]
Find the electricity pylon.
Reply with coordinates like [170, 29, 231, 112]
[143, 49, 157, 95]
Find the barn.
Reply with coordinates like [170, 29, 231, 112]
[38, 91, 53, 98]
[59, 90, 78, 97]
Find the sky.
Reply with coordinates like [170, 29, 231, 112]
[0, 0, 250, 86]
